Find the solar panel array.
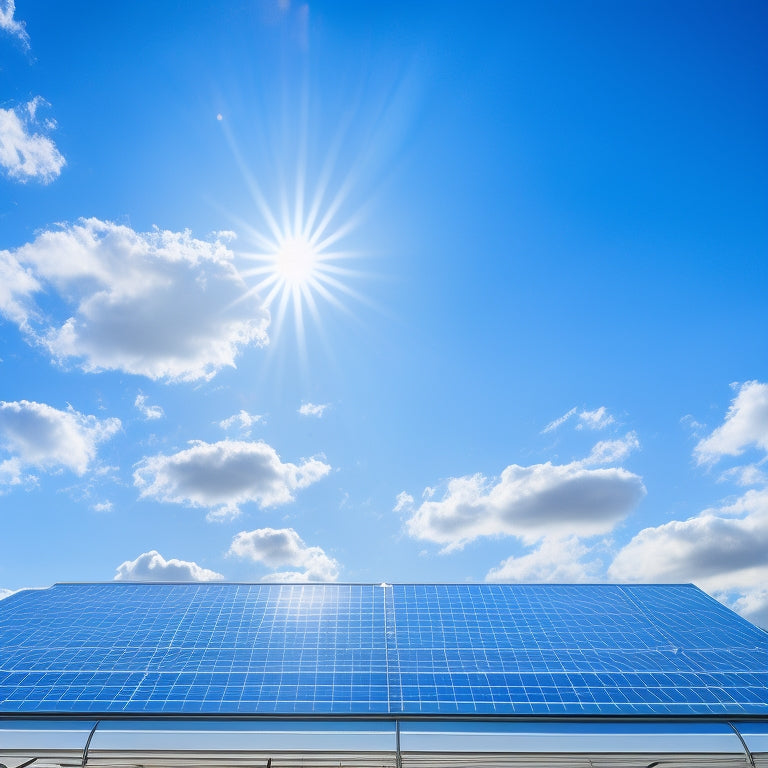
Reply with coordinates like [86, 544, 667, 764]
[0, 583, 765, 716]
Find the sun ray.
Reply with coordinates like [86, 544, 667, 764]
[225, 101, 375, 354]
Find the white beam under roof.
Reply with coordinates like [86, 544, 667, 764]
[399, 720, 759, 767]
[1, 718, 767, 767]
[0, 721, 95, 767]
[86, 720, 398, 767]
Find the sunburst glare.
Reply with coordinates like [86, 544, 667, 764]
[222, 122, 370, 359]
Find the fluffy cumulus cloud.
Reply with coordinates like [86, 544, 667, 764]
[115, 550, 223, 582]
[298, 402, 329, 418]
[406, 451, 645, 552]
[0, 400, 120, 484]
[0, 98, 65, 183]
[609, 489, 768, 628]
[134, 439, 331, 520]
[695, 381, 768, 464]
[134, 393, 164, 420]
[0, 218, 269, 381]
[229, 527, 339, 582]
[0, 0, 29, 47]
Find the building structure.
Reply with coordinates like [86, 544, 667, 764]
[0, 582, 766, 766]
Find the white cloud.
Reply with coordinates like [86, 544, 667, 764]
[542, 407, 577, 434]
[229, 527, 339, 582]
[486, 537, 598, 583]
[730, 589, 768, 630]
[577, 406, 615, 431]
[609, 488, 768, 629]
[0, 400, 120, 481]
[0, 98, 64, 183]
[0, 218, 269, 382]
[219, 409, 263, 434]
[393, 491, 414, 513]
[134, 393, 164, 421]
[719, 462, 767, 487]
[584, 431, 639, 466]
[299, 402, 329, 418]
[0, 1, 29, 48]
[695, 381, 768, 464]
[92, 501, 113, 512]
[0, 457, 22, 486]
[115, 550, 223, 582]
[405, 456, 645, 552]
[133, 439, 331, 520]
[609, 489, 768, 589]
[542, 406, 614, 434]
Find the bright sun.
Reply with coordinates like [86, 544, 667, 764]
[222, 121, 366, 355]
[237, 209, 363, 357]
[273, 235, 319, 286]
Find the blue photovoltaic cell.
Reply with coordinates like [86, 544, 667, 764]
[386, 584, 768, 715]
[0, 582, 765, 716]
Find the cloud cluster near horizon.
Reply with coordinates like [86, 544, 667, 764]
[229, 527, 339, 582]
[115, 550, 223, 582]
[611, 381, 768, 628]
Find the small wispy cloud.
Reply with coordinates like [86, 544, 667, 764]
[541, 407, 577, 434]
[584, 431, 639, 466]
[0, 0, 30, 49]
[543, 405, 615, 433]
[134, 393, 164, 421]
[0, 98, 65, 183]
[92, 501, 113, 513]
[393, 491, 414, 513]
[576, 406, 614, 431]
[299, 402, 329, 418]
[219, 409, 263, 435]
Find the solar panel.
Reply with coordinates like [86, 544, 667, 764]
[387, 584, 768, 715]
[0, 582, 765, 716]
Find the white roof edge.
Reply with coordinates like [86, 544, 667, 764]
[1, 719, 765, 759]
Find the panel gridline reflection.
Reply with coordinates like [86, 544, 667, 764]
[387, 584, 768, 715]
[0, 582, 765, 716]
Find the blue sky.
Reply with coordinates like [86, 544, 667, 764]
[1, 1, 767, 626]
